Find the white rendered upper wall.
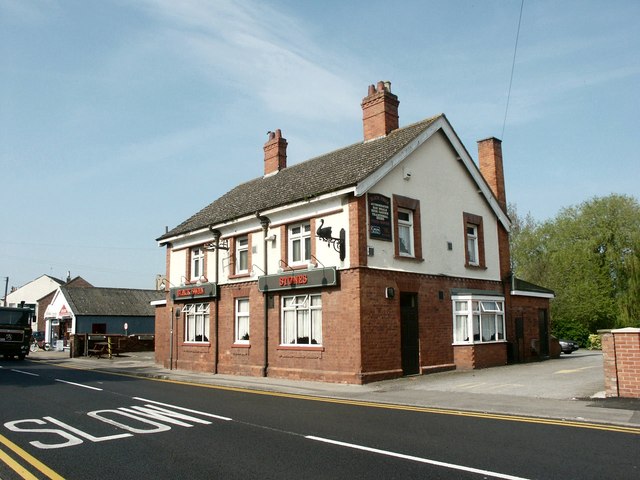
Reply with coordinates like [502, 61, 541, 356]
[365, 130, 501, 281]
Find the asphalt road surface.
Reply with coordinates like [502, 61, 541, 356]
[1, 358, 638, 479]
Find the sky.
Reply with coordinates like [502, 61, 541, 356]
[1, 0, 638, 291]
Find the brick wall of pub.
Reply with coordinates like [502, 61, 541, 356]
[155, 266, 543, 384]
[507, 295, 553, 363]
[358, 269, 507, 380]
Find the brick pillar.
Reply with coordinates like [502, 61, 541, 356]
[602, 328, 640, 398]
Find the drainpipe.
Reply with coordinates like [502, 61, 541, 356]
[210, 228, 221, 374]
[257, 215, 271, 377]
[170, 306, 176, 370]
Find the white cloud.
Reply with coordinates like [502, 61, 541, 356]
[136, 0, 360, 121]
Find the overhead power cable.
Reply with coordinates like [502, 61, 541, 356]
[502, 0, 525, 140]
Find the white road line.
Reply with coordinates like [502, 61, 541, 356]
[132, 397, 232, 421]
[55, 379, 103, 391]
[306, 436, 531, 480]
[11, 369, 40, 377]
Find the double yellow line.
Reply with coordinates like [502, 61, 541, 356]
[0, 434, 64, 480]
[93, 367, 640, 436]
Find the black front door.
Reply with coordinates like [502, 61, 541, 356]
[538, 309, 549, 357]
[400, 292, 420, 375]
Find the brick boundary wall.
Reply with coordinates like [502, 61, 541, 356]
[602, 327, 640, 398]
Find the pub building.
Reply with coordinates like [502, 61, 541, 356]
[154, 81, 553, 384]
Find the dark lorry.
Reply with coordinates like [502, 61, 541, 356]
[0, 306, 33, 360]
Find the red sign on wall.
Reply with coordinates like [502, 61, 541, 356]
[170, 283, 217, 301]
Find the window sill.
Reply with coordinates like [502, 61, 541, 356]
[181, 342, 211, 347]
[232, 343, 251, 348]
[394, 255, 424, 262]
[229, 272, 251, 279]
[286, 263, 312, 271]
[277, 345, 325, 352]
[452, 340, 507, 346]
[464, 264, 487, 270]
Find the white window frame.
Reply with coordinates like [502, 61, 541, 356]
[466, 224, 479, 266]
[235, 236, 249, 274]
[281, 294, 322, 345]
[452, 295, 505, 344]
[288, 222, 311, 265]
[190, 247, 204, 281]
[183, 303, 210, 343]
[397, 208, 414, 257]
[235, 298, 250, 343]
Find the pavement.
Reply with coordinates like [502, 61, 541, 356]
[25, 348, 640, 430]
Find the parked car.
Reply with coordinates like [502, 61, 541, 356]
[559, 339, 579, 354]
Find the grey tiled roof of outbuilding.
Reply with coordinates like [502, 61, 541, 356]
[61, 287, 164, 316]
[158, 115, 443, 242]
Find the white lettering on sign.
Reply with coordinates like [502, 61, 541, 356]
[3, 399, 231, 449]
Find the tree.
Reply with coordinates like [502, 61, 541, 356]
[509, 194, 640, 344]
[617, 238, 640, 327]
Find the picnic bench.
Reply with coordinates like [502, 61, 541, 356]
[88, 341, 123, 359]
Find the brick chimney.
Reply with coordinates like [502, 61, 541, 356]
[478, 137, 507, 212]
[263, 129, 287, 176]
[361, 81, 399, 141]
[478, 137, 511, 280]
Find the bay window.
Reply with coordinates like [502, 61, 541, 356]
[453, 296, 504, 344]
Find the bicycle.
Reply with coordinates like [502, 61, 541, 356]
[30, 336, 51, 352]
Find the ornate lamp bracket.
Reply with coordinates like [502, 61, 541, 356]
[316, 220, 346, 261]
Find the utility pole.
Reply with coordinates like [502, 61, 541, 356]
[2, 277, 8, 306]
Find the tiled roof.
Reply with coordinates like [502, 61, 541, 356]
[61, 287, 164, 317]
[158, 115, 442, 241]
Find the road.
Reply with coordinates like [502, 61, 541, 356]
[1, 358, 638, 479]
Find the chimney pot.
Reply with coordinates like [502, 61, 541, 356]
[361, 80, 400, 141]
[264, 128, 287, 175]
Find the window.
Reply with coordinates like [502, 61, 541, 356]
[281, 294, 322, 345]
[393, 195, 422, 260]
[463, 213, 485, 268]
[235, 298, 250, 343]
[466, 224, 479, 266]
[453, 297, 504, 344]
[190, 247, 204, 281]
[289, 222, 311, 265]
[398, 208, 414, 256]
[183, 303, 210, 343]
[235, 236, 249, 274]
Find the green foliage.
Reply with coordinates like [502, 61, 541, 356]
[509, 194, 640, 337]
[551, 319, 591, 346]
[587, 334, 602, 350]
[617, 238, 640, 327]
